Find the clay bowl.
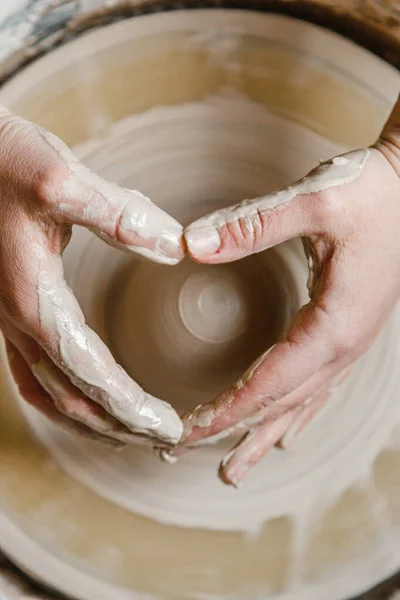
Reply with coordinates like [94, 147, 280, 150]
[0, 8, 399, 600]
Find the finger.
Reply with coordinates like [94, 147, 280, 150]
[161, 420, 251, 462]
[5, 340, 123, 447]
[165, 374, 332, 464]
[220, 410, 297, 487]
[164, 405, 291, 462]
[169, 362, 346, 465]
[184, 149, 369, 263]
[38, 129, 184, 265]
[182, 302, 335, 445]
[3, 324, 144, 444]
[31, 254, 183, 444]
[278, 388, 329, 449]
[31, 358, 148, 445]
[164, 371, 327, 466]
[9, 328, 147, 444]
[277, 362, 353, 449]
[164, 404, 290, 461]
[2, 224, 183, 444]
[173, 358, 331, 460]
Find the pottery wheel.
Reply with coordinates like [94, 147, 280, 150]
[0, 9, 399, 600]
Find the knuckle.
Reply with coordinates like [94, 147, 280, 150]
[1, 296, 51, 351]
[288, 302, 361, 366]
[311, 189, 343, 228]
[0, 289, 35, 329]
[223, 212, 263, 251]
[33, 168, 56, 208]
[33, 162, 66, 209]
[223, 220, 246, 250]
[252, 210, 266, 246]
[289, 304, 335, 363]
[331, 319, 359, 358]
[0, 113, 24, 143]
[306, 300, 362, 361]
[316, 304, 358, 359]
[332, 336, 357, 359]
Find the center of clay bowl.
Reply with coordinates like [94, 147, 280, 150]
[178, 271, 248, 344]
[106, 247, 303, 415]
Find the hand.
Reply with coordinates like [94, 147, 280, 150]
[0, 107, 184, 447]
[176, 98, 400, 486]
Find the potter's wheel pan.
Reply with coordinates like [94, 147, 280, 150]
[0, 5, 399, 600]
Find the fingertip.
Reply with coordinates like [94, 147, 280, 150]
[156, 228, 186, 265]
[219, 458, 244, 488]
[149, 400, 184, 445]
[92, 188, 186, 265]
[116, 218, 185, 265]
[184, 227, 221, 260]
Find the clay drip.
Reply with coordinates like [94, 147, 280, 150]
[20, 95, 400, 536]
[0, 10, 399, 600]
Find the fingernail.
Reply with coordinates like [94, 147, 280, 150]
[219, 462, 240, 488]
[158, 229, 185, 264]
[220, 462, 246, 488]
[228, 478, 241, 489]
[221, 447, 235, 468]
[220, 449, 249, 487]
[119, 194, 185, 264]
[185, 228, 221, 257]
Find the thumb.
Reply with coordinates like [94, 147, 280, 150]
[184, 149, 370, 264]
[40, 129, 185, 265]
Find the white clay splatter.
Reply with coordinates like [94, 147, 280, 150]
[185, 149, 370, 255]
[36, 269, 183, 443]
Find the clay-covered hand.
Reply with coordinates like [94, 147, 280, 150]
[178, 98, 400, 486]
[0, 107, 184, 447]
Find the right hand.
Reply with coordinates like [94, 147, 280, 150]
[177, 98, 400, 485]
[0, 107, 184, 447]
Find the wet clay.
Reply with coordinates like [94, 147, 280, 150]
[0, 10, 399, 600]
[23, 92, 399, 534]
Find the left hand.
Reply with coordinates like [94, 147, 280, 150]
[0, 106, 184, 448]
[169, 100, 400, 487]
